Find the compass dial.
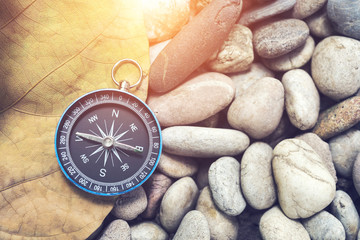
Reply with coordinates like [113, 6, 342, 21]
[55, 89, 162, 196]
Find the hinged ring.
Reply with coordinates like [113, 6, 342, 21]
[111, 59, 143, 89]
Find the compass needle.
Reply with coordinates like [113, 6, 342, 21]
[76, 132, 103, 143]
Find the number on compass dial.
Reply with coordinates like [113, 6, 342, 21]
[55, 89, 162, 196]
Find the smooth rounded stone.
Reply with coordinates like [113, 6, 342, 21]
[312, 96, 360, 140]
[162, 126, 250, 158]
[149, 40, 170, 64]
[228, 62, 275, 97]
[262, 36, 315, 72]
[282, 69, 320, 130]
[329, 129, 360, 178]
[305, 6, 335, 38]
[241, 142, 276, 210]
[291, 0, 327, 19]
[259, 206, 310, 240]
[99, 219, 130, 240]
[311, 36, 360, 101]
[206, 24, 254, 73]
[149, 0, 243, 92]
[142, 0, 191, 43]
[227, 77, 284, 139]
[112, 186, 147, 221]
[160, 176, 199, 233]
[130, 221, 168, 240]
[147, 72, 235, 127]
[253, 19, 309, 59]
[331, 190, 360, 240]
[302, 211, 346, 240]
[238, 0, 296, 26]
[327, 0, 360, 40]
[208, 156, 246, 216]
[295, 132, 337, 182]
[157, 152, 199, 178]
[196, 186, 238, 240]
[273, 139, 336, 219]
[173, 210, 210, 240]
[354, 154, 360, 196]
[142, 173, 173, 219]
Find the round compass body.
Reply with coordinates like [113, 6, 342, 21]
[55, 89, 162, 196]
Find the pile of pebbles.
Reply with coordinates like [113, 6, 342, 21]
[97, 0, 360, 239]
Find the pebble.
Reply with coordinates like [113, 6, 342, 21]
[160, 176, 199, 232]
[272, 139, 336, 219]
[130, 221, 168, 240]
[302, 211, 346, 240]
[291, 0, 327, 19]
[99, 219, 130, 240]
[329, 129, 360, 178]
[262, 36, 315, 72]
[208, 157, 246, 216]
[253, 19, 309, 59]
[157, 152, 198, 179]
[112, 186, 147, 221]
[149, 0, 243, 92]
[147, 72, 235, 127]
[206, 24, 254, 73]
[142, 173, 173, 219]
[227, 77, 284, 139]
[228, 62, 275, 97]
[238, 0, 296, 26]
[142, 0, 190, 43]
[354, 153, 360, 196]
[331, 190, 360, 240]
[282, 69, 320, 130]
[149, 40, 170, 64]
[311, 36, 360, 101]
[304, 6, 335, 38]
[327, 0, 360, 40]
[259, 206, 310, 240]
[162, 126, 250, 158]
[295, 132, 337, 182]
[173, 210, 210, 240]
[196, 186, 239, 240]
[240, 142, 276, 210]
[312, 96, 360, 140]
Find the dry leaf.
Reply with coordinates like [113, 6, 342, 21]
[0, 0, 150, 239]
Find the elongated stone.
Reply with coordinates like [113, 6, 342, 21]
[312, 96, 360, 140]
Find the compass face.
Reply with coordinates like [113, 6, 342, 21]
[55, 89, 162, 196]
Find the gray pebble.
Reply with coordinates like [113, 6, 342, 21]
[157, 152, 199, 179]
[173, 210, 210, 240]
[282, 69, 320, 130]
[253, 18, 309, 59]
[238, 0, 296, 26]
[162, 126, 250, 158]
[160, 176, 199, 233]
[327, 0, 360, 40]
[331, 190, 360, 240]
[302, 211, 346, 240]
[329, 129, 360, 178]
[196, 186, 239, 240]
[130, 221, 168, 240]
[259, 206, 310, 240]
[311, 36, 360, 101]
[353, 153, 360, 196]
[241, 142, 276, 210]
[99, 219, 130, 240]
[112, 186, 147, 221]
[209, 156, 246, 216]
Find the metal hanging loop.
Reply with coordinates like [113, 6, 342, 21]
[111, 59, 143, 91]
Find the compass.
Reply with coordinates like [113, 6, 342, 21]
[55, 59, 162, 196]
